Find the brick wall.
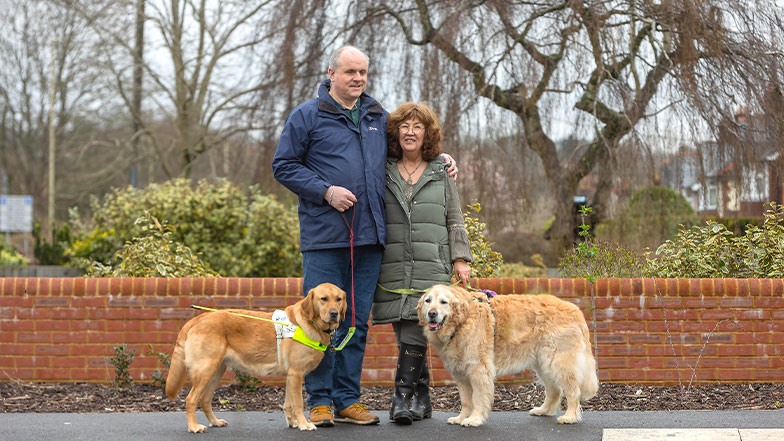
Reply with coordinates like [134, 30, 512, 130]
[1, 277, 783, 386]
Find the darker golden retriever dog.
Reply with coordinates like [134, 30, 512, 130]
[165, 282, 346, 432]
[417, 284, 598, 427]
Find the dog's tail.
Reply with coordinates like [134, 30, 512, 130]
[165, 323, 191, 400]
[579, 325, 600, 401]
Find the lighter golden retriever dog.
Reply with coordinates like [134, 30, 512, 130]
[165, 282, 346, 432]
[418, 284, 598, 427]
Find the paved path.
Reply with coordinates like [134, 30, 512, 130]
[1, 410, 783, 441]
[603, 428, 784, 441]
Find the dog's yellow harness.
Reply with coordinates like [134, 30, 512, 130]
[272, 310, 328, 352]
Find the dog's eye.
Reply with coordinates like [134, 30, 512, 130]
[424, 297, 431, 303]
[440, 299, 448, 305]
[321, 297, 328, 302]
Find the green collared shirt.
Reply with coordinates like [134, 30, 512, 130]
[329, 94, 360, 127]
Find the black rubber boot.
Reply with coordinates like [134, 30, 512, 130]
[410, 358, 432, 420]
[389, 344, 426, 425]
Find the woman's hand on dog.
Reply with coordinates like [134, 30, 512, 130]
[454, 260, 471, 286]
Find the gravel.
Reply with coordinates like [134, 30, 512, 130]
[2, 381, 784, 413]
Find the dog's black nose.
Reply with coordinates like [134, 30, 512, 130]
[428, 310, 437, 319]
[329, 310, 339, 321]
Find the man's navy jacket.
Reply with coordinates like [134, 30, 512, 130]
[272, 79, 388, 252]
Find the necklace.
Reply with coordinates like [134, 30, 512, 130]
[400, 159, 424, 185]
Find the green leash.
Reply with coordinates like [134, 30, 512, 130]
[190, 305, 329, 352]
[376, 280, 464, 295]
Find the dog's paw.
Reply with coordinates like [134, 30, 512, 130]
[298, 422, 317, 431]
[447, 416, 463, 425]
[210, 419, 228, 428]
[530, 406, 557, 417]
[460, 416, 485, 427]
[556, 414, 578, 424]
[188, 424, 207, 433]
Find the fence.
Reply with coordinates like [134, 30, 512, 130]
[1, 277, 782, 385]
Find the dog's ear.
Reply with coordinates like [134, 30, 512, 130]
[301, 287, 316, 319]
[339, 289, 347, 321]
[416, 293, 430, 325]
[449, 288, 470, 324]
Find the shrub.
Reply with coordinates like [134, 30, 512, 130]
[559, 240, 649, 279]
[232, 368, 262, 392]
[0, 241, 29, 266]
[596, 186, 696, 251]
[67, 178, 301, 277]
[146, 344, 171, 389]
[646, 202, 784, 278]
[86, 213, 218, 278]
[712, 216, 764, 235]
[110, 344, 136, 389]
[33, 222, 73, 265]
[626, 186, 695, 216]
[559, 206, 648, 280]
[463, 202, 503, 278]
[498, 260, 546, 278]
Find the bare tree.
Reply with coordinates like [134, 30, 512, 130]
[60, 0, 331, 179]
[0, 0, 120, 229]
[354, 0, 784, 257]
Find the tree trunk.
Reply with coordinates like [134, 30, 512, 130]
[130, 0, 145, 187]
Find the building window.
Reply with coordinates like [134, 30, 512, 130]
[743, 168, 768, 202]
[706, 183, 718, 210]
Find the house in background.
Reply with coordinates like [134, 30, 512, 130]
[662, 109, 783, 217]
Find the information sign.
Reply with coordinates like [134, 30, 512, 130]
[0, 195, 34, 233]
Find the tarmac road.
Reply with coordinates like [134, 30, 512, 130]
[1, 410, 783, 441]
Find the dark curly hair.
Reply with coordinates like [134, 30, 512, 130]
[386, 102, 443, 161]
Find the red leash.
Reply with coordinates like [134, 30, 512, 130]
[332, 206, 356, 351]
[341, 207, 356, 329]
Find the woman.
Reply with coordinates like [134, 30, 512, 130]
[372, 102, 472, 425]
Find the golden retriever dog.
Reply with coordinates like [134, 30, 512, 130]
[417, 284, 598, 427]
[165, 282, 346, 432]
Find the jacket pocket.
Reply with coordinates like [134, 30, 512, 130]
[438, 243, 452, 274]
[300, 200, 333, 218]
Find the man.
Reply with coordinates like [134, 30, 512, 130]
[272, 45, 457, 427]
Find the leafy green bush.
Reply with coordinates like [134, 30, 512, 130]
[232, 368, 262, 392]
[560, 240, 649, 279]
[498, 261, 546, 278]
[596, 186, 696, 251]
[463, 202, 503, 278]
[711, 216, 763, 235]
[67, 178, 301, 277]
[626, 186, 695, 216]
[646, 202, 784, 278]
[0, 242, 29, 266]
[110, 344, 135, 389]
[87, 213, 219, 278]
[559, 206, 648, 280]
[146, 344, 171, 389]
[33, 222, 73, 265]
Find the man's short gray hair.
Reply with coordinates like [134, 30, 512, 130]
[328, 45, 369, 71]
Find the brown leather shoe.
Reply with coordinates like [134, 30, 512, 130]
[309, 405, 334, 427]
[335, 403, 380, 425]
